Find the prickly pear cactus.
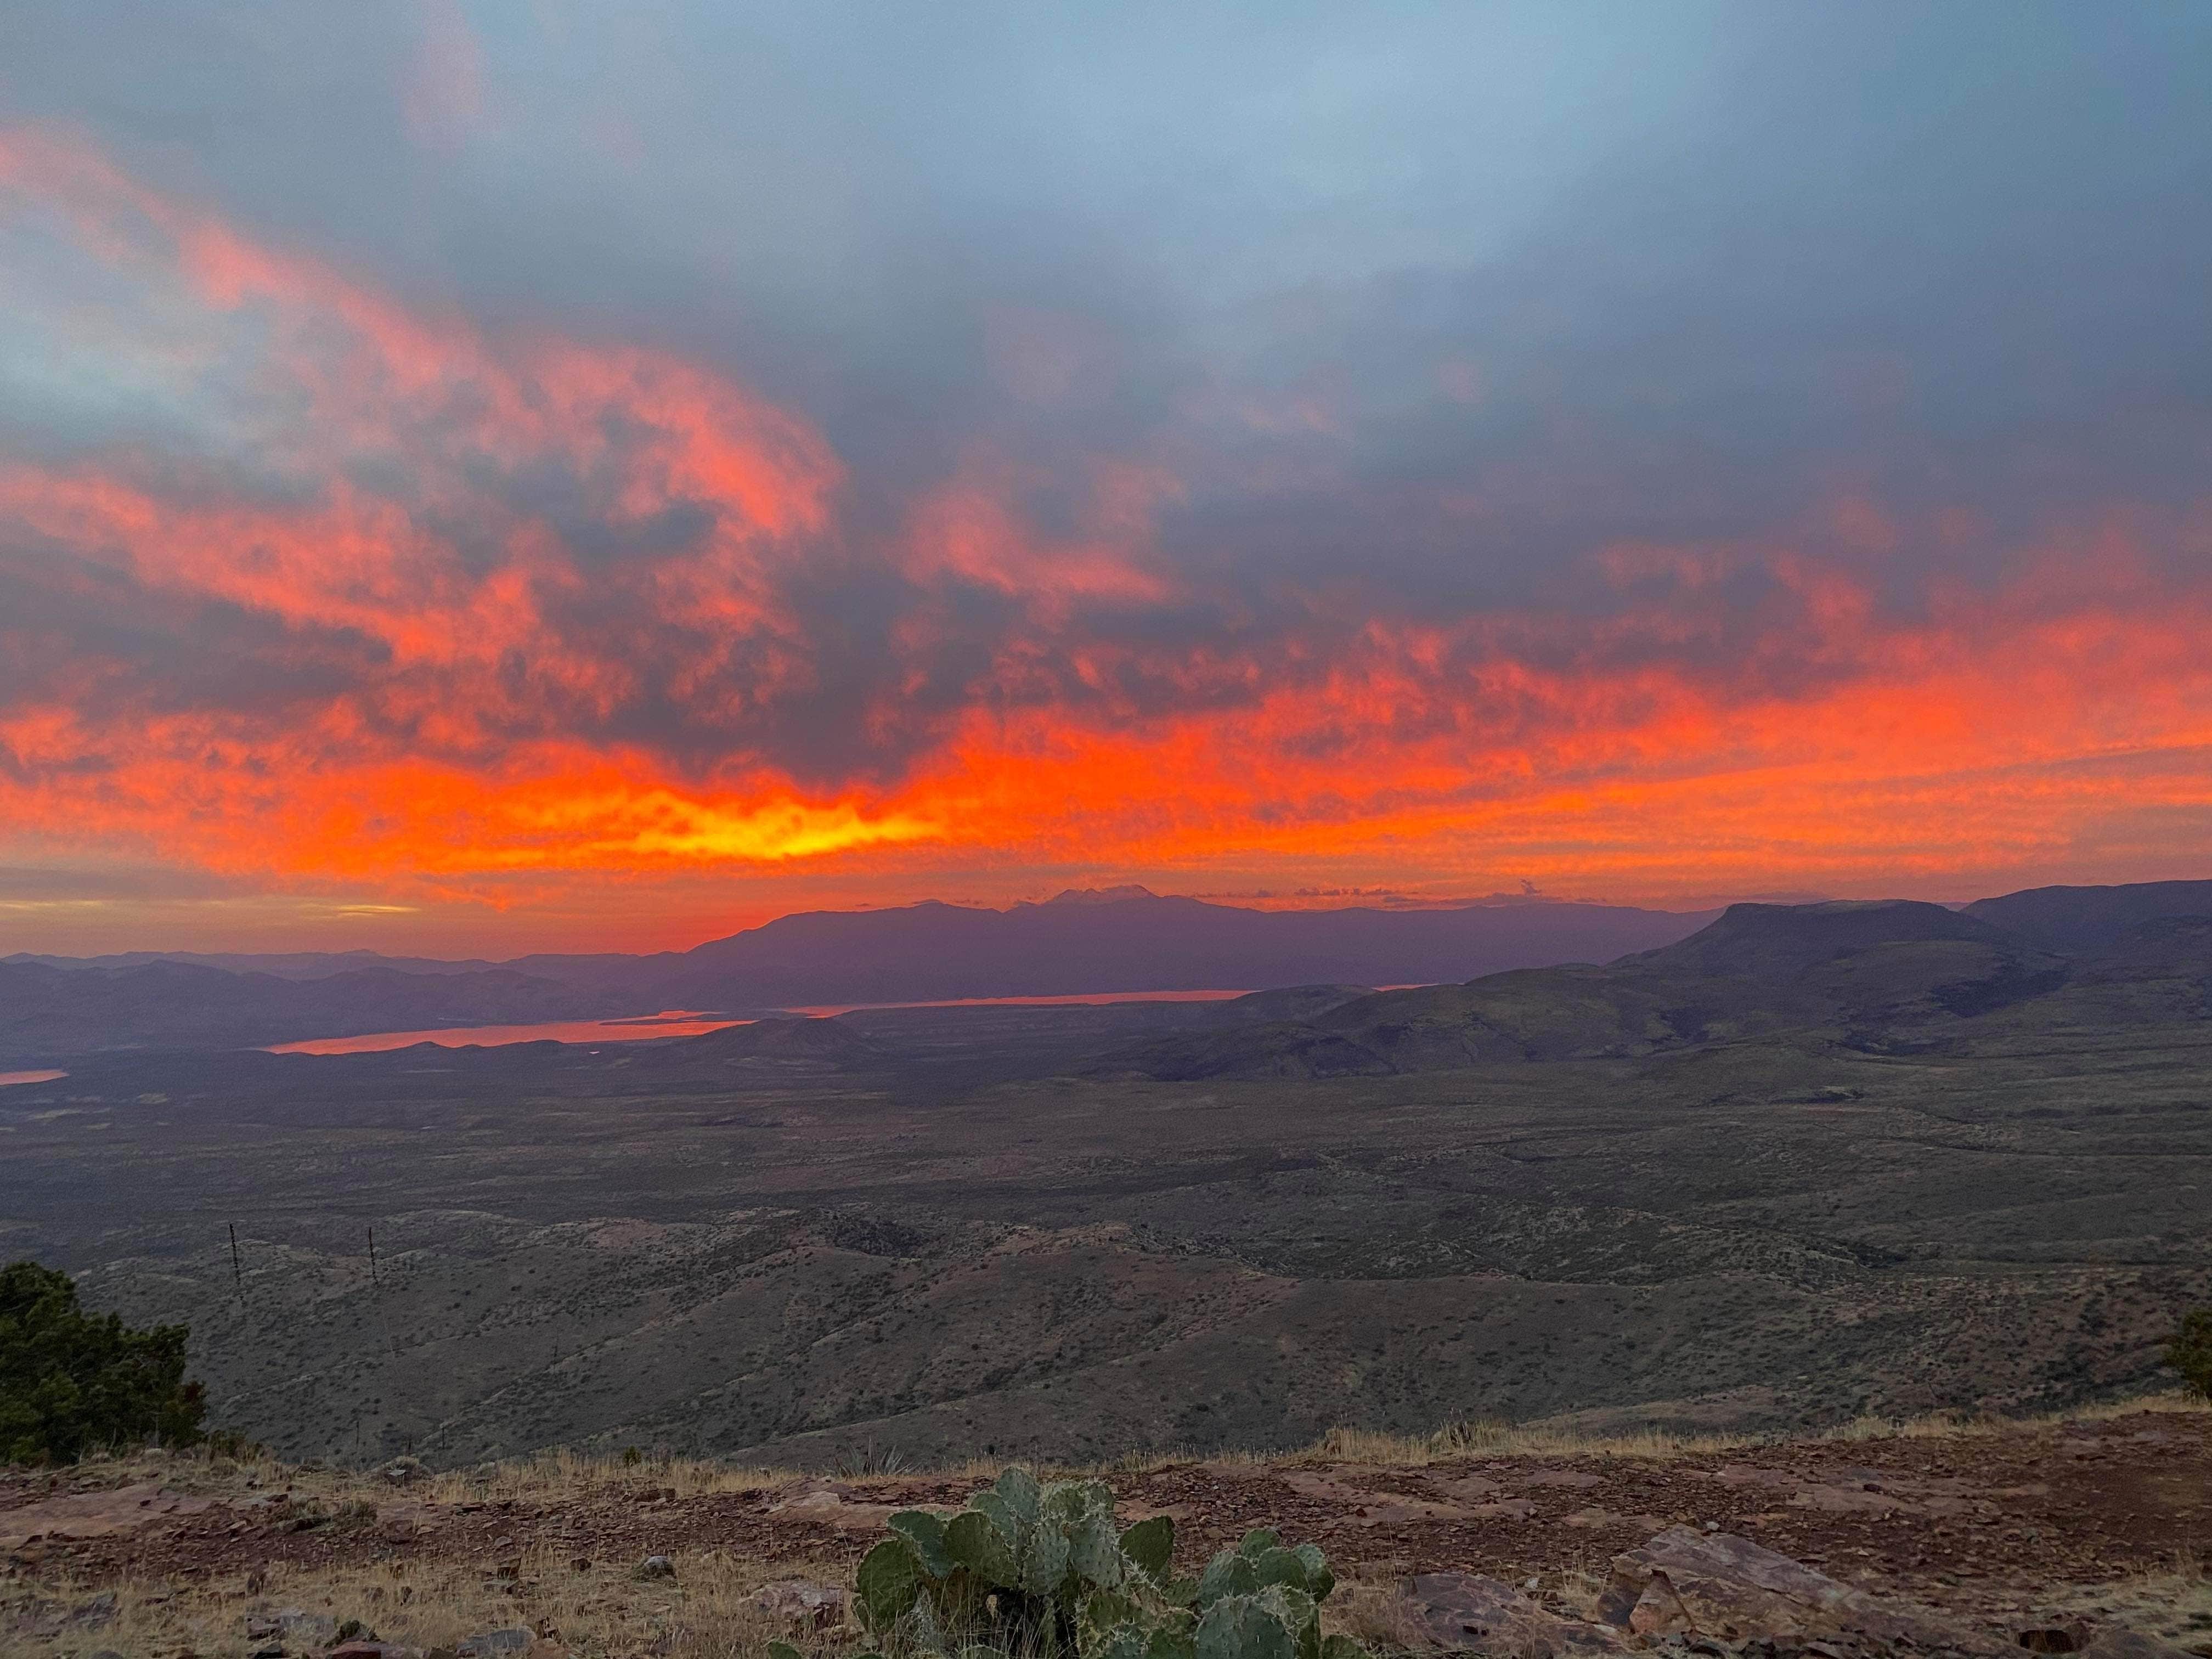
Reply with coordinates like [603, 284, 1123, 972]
[854, 1471, 1356, 1659]
[857, 1469, 1183, 1655]
[1177, 1530, 1357, 1659]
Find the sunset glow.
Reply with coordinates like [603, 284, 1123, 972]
[4, 5, 2209, 954]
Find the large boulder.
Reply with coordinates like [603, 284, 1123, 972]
[1599, 1527, 2005, 1652]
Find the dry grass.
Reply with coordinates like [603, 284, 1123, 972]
[1322, 1574, 1433, 1652]
[6, 1393, 2207, 1657]
[55, 1389, 2207, 1500]
[416, 1447, 806, 1508]
[1248, 1389, 2212, 1472]
[2040, 1541, 2212, 1646]
[1282, 1418, 1746, 1468]
[0, 1541, 858, 1659]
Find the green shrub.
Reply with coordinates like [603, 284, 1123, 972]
[0, 1260, 208, 1464]
[852, 1467, 1359, 1659]
[2168, 1307, 2212, 1400]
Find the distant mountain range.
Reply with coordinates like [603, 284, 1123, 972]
[624, 890, 1721, 1009]
[0, 890, 1713, 1060]
[1097, 883, 2212, 1081]
[7, 878, 2212, 1064]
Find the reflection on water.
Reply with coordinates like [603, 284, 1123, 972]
[267, 988, 1280, 1057]
[0, 1069, 67, 1087]
[783, 988, 1254, 1017]
[266, 1011, 751, 1056]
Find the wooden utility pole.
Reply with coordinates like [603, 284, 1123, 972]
[228, 1223, 243, 1300]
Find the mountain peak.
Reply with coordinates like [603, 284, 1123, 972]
[1041, 885, 1161, 907]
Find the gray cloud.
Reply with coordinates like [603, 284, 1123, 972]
[2, 1, 2209, 794]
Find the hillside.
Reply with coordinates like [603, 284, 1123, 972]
[0, 960, 608, 1065]
[16, 878, 2209, 1066]
[632, 891, 1717, 1008]
[6, 880, 2210, 1488]
[2, 1404, 2207, 1659]
[13, 989, 2204, 1474]
[1965, 877, 2212, 953]
[1099, 899, 2087, 1080]
[0, 893, 1713, 1060]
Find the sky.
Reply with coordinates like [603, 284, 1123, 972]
[2, 2, 2210, 955]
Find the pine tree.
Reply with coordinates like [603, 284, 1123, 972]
[0, 1261, 207, 1464]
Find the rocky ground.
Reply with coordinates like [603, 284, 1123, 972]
[2, 1403, 2207, 1659]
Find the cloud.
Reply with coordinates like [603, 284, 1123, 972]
[402, 0, 489, 155]
[0, 0, 2209, 956]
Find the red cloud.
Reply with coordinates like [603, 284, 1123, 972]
[3, 126, 2211, 938]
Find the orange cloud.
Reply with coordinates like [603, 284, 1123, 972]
[3, 126, 2211, 947]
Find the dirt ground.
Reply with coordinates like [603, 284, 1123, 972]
[3, 1405, 2207, 1657]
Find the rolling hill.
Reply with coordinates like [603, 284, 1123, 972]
[1096, 898, 2091, 1080]
[0, 958, 605, 1064]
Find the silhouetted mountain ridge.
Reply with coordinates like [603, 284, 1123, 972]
[12, 878, 2212, 1066]
[1100, 897, 2093, 1080]
[1963, 879, 2212, 953]
[644, 892, 1717, 1008]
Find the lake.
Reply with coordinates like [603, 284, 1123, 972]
[264, 988, 1267, 1056]
[265, 1011, 751, 1056]
[782, 988, 1255, 1017]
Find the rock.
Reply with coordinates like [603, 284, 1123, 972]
[1463, 1498, 1539, 1520]
[331, 1644, 426, 1658]
[1791, 1483, 1915, 1515]
[2083, 1633, 2202, 1659]
[1398, 1571, 1631, 1655]
[1600, 1527, 2007, 1653]
[755, 1579, 849, 1629]
[1711, 1465, 1801, 1491]
[1347, 1496, 1472, 1526]
[378, 1456, 429, 1486]
[768, 1486, 905, 1532]
[1522, 1470, 1606, 1489]
[0, 1482, 216, 1549]
[1432, 1473, 1503, 1500]
[456, 1630, 534, 1657]
[637, 1554, 676, 1580]
[275, 1609, 341, 1646]
[1565, 1507, 1664, 1531]
[68, 1590, 118, 1628]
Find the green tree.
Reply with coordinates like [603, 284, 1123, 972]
[0, 1261, 207, 1464]
[2169, 1308, 2212, 1401]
